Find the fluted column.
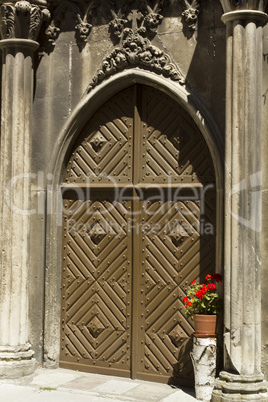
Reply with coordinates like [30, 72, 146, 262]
[0, 1, 49, 377]
[212, 1, 268, 400]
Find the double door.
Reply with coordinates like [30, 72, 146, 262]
[60, 85, 216, 385]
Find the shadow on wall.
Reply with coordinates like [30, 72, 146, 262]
[185, 0, 226, 138]
[173, 0, 226, 385]
[169, 336, 194, 387]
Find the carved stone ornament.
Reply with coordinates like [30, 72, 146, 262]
[45, 0, 93, 45]
[44, 0, 207, 46]
[182, 0, 200, 30]
[75, 13, 92, 42]
[45, 22, 60, 44]
[0, 0, 50, 40]
[220, 0, 268, 13]
[86, 0, 184, 94]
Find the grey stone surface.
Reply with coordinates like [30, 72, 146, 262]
[0, 38, 39, 376]
[262, 22, 268, 381]
[212, 5, 268, 400]
[0, 368, 197, 402]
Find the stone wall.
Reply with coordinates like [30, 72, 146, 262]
[23, 0, 268, 386]
[28, 0, 223, 367]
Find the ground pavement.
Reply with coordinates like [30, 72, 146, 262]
[0, 367, 197, 401]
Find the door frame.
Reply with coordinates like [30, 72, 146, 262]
[43, 69, 224, 368]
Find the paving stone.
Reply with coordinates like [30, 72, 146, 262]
[0, 368, 197, 401]
[123, 382, 173, 401]
[94, 379, 139, 394]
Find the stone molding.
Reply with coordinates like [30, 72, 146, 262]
[0, 343, 34, 360]
[222, 9, 268, 25]
[213, 372, 268, 400]
[0, 37, 39, 50]
[0, 0, 50, 41]
[0, 0, 48, 4]
[43, 69, 224, 369]
[220, 0, 268, 13]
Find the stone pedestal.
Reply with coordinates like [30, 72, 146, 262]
[212, 3, 268, 400]
[191, 336, 217, 401]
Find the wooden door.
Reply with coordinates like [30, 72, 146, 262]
[60, 85, 216, 386]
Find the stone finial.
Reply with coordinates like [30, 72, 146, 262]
[0, 0, 50, 40]
[182, 0, 200, 30]
[75, 13, 92, 42]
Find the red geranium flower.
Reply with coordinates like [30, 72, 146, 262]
[202, 284, 207, 292]
[207, 283, 217, 291]
[196, 290, 205, 299]
[212, 273, 222, 283]
[183, 273, 223, 318]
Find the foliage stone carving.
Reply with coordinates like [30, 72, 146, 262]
[0, 0, 50, 40]
[86, 0, 184, 93]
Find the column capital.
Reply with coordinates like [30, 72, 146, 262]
[222, 9, 268, 25]
[220, 0, 268, 13]
[0, 0, 50, 42]
[0, 37, 39, 51]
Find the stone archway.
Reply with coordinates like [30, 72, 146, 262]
[43, 71, 223, 382]
[58, 83, 220, 385]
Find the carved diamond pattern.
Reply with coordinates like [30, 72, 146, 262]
[89, 223, 107, 244]
[141, 86, 215, 182]
[61, 85, 216, 385]
[89, 131, 107, 152]
[64, 87, 133, 184]
[168, 224, 189, 248]
[61, 195, 132, 372]
[140, 196, 215, 381]
[170, 128, 190, 150]
[87, 316, 105, 338]
[168, 324, 182, 347]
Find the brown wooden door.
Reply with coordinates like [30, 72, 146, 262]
[60, 85, 216, 385]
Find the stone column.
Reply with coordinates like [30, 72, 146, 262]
[212, 1, 268, 400]
[0, 1, 49, 377]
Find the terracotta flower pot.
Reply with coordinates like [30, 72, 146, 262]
[194, 314, 217, 337]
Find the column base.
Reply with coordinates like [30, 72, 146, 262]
[212, 371, 268, 401]
[0, 343, 37, 378]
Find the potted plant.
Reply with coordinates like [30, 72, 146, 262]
[182, 273, 223, 336]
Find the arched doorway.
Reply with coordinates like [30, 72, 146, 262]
[59, 84, 216, 385]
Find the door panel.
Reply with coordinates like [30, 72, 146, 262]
[135, 189, 215, 384]
[60, 85, 216, 385]
[139, 85, 215, 184]
[64, 86, 134, 185]
[60, 190, 132, 376]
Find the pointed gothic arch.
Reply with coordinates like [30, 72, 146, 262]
[43, 70, 224, 374]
